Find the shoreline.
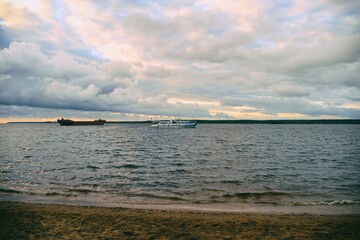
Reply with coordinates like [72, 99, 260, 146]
[1, 193, 360, 215]
[1, 201, 359, 239]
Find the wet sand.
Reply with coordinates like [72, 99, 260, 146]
[1, 201, 359, 239]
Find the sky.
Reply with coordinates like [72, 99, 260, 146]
[0, 0, 359, 122]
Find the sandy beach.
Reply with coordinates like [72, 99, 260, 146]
[1, 201, 359, 239]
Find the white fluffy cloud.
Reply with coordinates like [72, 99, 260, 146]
[0, 0, 359, 120]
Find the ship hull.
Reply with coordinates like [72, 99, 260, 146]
[57, 119, 106, 126]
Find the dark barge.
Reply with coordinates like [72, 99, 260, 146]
[57, 118, 106, 126]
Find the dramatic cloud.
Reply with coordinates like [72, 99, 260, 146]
[0, 0, 359, 121]
[0, 42, 209, 118]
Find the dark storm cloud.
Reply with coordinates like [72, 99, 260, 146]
[0, 42, 210, 118]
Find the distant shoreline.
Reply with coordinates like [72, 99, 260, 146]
[5, 119, 360, 124]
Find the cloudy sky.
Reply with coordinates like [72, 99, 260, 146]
[0, 0, 359, 122]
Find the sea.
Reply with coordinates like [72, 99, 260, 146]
[1, 123, 359, 213]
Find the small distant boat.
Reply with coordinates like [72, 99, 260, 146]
[151, 119, 197, 128]
[57, 118, 106, 126]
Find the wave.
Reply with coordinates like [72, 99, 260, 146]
[87, 165, 100, 170]
[221, 192, 290, 199]
[191, 199, 226, 204]
[113, 164, 142, 169]
[169, 169, 190, 174]
[124, 192, 186, 202]
[0, 188, 22, 194]
[171, 162, 185, 167]
[68, 189, 93, 194]
[44, 192, 75, 197]
[0, 188, 75, 198]
[220, 180, 242, 184]
[287, 199, 360, 206]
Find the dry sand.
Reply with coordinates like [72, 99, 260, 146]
[1, 201, 359, 239]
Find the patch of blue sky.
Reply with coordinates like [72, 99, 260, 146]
[247, 40, 276, 49]
[208, 28, 227, 36]
[339, 10, 360, 21]
[122, 0, 152, 7]
[68, 49, 104, 62]
[0, 24, 12, 50]
[123, 0, 167, 7]
[52, 0, 66, 24]
[268, 1, 319, 23]
[36, 40, 60, 54]
[314, 12, 355, 35]
[275, 14, 305, 25]
[149, 6, 165, 19]
[50, 0, 88, 45]
[278, 0, 293, 7]
[269, 0, 293, 11]
[243, 94, 262, 99]
[194, 2, 211, 12]
[342, 9, 360, 17]
[122, 0, 165, 18]
[116, 12, 129, 20]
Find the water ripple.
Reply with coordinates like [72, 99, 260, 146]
[0, 123, 359, 206]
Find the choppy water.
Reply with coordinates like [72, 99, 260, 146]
[0, 123, 359, 207]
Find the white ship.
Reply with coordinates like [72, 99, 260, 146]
[151, 119, 197, 128]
